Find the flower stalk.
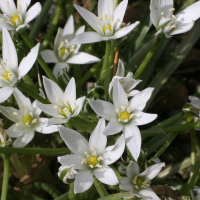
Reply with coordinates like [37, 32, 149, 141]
[94, 177, 109, 197]
[1, 154, 10, 200]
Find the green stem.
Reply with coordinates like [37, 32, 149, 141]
[1, 154, 10, 200]
[99, 41, 111, 83]
[191, 129, 196, 173]
[69, 183, 76, 200]
[20, 31, 57, 83]
[41, 3, 63, 50]
[17, 82, 48, 104]
[29, 0, 54, 40]
[154, 132, 179, 158]
[94, 177, 108, 197]
[55, 192, 69, 200]
[0, 147, 70, 156]
[191, 129, 200, 156]
[133, 38, 163, 80]
[23, 74, 38, 92]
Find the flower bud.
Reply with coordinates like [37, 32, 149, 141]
[145, 157, 161, 169]
[181, 113, 195, 124]
[0, 119, 12, 147]
[118, 163, 127, 175]
[58, 165, 78, 184]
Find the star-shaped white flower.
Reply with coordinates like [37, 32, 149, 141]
[0, 27, 40, 103]
[67, 0, 140, 46]
[191, 186, 200, 200]
[189, 96, 200, 110]
[109, 59, 142, 98]
[88, 79, 157, 161]
[150, 0, 200, 38]
[0, 0, 41, 32]
[57, 118, 125, 193]
[0, 88, 57, 147]
[40, 15, 100, 78]
[36, 76, 86, 126]
[119, 161, 165, 200]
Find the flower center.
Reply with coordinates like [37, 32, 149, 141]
[87, 156, 98, 167]
[3, 71, 12, 81]
[61, 106, 72, 117]
[58, 40, 75, 60]
[116, 106, 134, 123]
[10, 14, 20, 26]
[22, 114, 33, 125]
[133, 176, 150, 189]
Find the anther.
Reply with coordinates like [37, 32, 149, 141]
[13, 112, 18, 115]
[98, 16, 102, 21]
[169, 8, 175, 11]
[172, 15, 177, 19]
[170, 25, 176, 29]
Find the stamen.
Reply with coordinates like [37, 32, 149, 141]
[56, 99, 63, 106]
[22, 105, 27, 109]
[6, 1, 9, 7]
[95, 164, 102, 168]
[81, 159, 85, 164]
[98, 16, 102, 21]
[13, 112, 18, 115]
[109, 17, 113, 20]
[116, 109, 120, 114]
[16, 123, 19, 126]
[65, 39, 69, 44]
[89, 165, 94, 168]
[161, 12, 164, 15]
[133, 176, 137, 184]
[170, 24, 176, 29]
[169, 8, 175, 11]
[172, 15, 177, 19]
[58, 41, 64, 49]
[103, 13, 107, 20]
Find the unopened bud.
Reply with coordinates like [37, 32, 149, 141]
[145, 157, 161, 169]
[0, 119, 12, 147]
[118, 163, 127, 175]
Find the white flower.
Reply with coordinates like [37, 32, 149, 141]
[150, 0, 200, 38]
[189, 96, 200, 110]
[88, 79, 157, 161]
[190, 186, 200, 200]
[36, 76, 86, 126]
[40, 15, 100, 78]
[0, 88, 57, 147]
[67, 0, 140, 45]
[0, 0, 41, 32]
[119, 161, 165, 200]
[0, 27, 40, 103]
[57, 118, 125, 193]
[109, 59, 142, 98]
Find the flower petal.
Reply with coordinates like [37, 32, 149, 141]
[0, 16, 14, 30]
[2, 27, 18, 72]
[43, 76, 64, 105]
[40, 50, 59, 63]
[18, 43, 40, 77]
[75, 4, 100, 33]
[103, 134, 125, 165]
[35, 103, 59, 117]
[124, 124, 141, 161]
[119, 177, 133, 191]
[129, 87, 154, 111]
[58, 125, 89, 155]
[98, 0, 114, 19]
[67, 32, 103, 46]
[0, 86, 14, 103]
[63, 77, 76, 105]
[13, 130, 34, 147]
[89, 118, 107, 155]
[53, 62, 70, 78]
[126, 161, 140, 178]
[138, 187, 160, 200]
[35, 118, 58, 134]
[18, 0, 31, 16]
[103, 119, 123, 136]
[94, 165, 118, 185]
[87, 99, 116, 121]
[113, 0, 128, 30]
[116, 59, 125, 76]
[150, 0, 160, 29]
[74, 170, 94, 194]
[74, 25, 85, 52]
[6, 124, 25, 138]
[58, 154, 85, 170]
[139, 163, 165, 181]
[63, 15, 74, 41]
[160, 0, 174, 18]
[0, 105, 21, 122]
[134, 112, 157, 126]
[113, 22, 140, 39]
[0, 0, 16, 16]
[25, 2, 42, 23]
[47, 118, 68, 126]
[113, 79, 129, 109]
[73, 96, 86, 117]
[67, 52, 100, 65]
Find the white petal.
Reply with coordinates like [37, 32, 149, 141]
[129, 87, 154, 111]
[2, 27, 18, 72]
[47, 118, 68, 126]
[128, 90, 140, 97]
[58, 154, 85, 170]
[35, 103, 59, 117]
[0, 18, 14, 31]
[6, 124, 25, 138]
[116, 59, 125, 76]
[43, 76, 64, 105]
[63, 77, 76, 105]
[113, 22, 140, 39]
[134, 112, 157, 126]
[113, 79, 129, 109]
[126, 161, 140, 178]
[98, 0, 114, 19]
[75, 4, 100, 32]
[67, 32, 103, 46]
[0, 105, 21, 122]
[58, 125, 89, 155]
[94, 165, 118, 185]
[53, 62, 69, 78]
[74, 25, 85, 52]
[40, 50, 59, 63]
[139, 163, 165, 180]
[0, 0, 16, 16]
[89, 118, 107, 155]
[54, 28, 63, 50]
[18, 0, 31, 16]
[119, 177, 133, 191]
[74, 170, 94, 194]
[0, 86, 14, 103]
[160, 0, 174, 18]
[13, 130, 34, 147]
[124, 124, 141, 161]
[103, 119, 123, 136]
[13, 88, 32, 109]
[25, 2, 42, 23]
[150, 0, 160, 29]
[73, 96, 86, 117]
[35, 118, 58, 134]
[18, 43, 40, 77]
[67, 52, 100, 65]
[189, 96, 200, 109]
[103, 134, 125, 165]
[63, 15, 74, 41]
[138, 187, 160, 200]
[87, 99, 116, 121]
[113, 0, 128, 30]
